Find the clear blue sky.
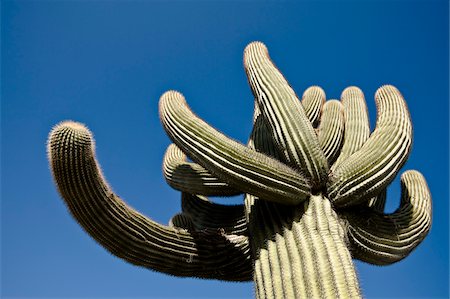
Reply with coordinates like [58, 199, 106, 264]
[2, 1, 448, 298]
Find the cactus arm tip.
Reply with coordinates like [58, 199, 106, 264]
[343, 170, 432, 265]
[48, 121, 252, 281]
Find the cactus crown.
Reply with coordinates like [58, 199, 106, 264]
[48, 41, 431, 298]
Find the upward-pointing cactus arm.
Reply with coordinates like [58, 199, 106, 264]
[301, 86, 326, 128]
[328, 85, 412, 207]
[163, 144, 241, 196]
[317, 100, 345, 165]
[48, 121, 252, 281]
[159, 90, 311, 205]
[332, 86, 370, 170]
[243, 42, 329, 187]
[342, 170, 432, 265]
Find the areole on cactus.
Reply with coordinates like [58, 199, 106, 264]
[48, 41, 432, 298]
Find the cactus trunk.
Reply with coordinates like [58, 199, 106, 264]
[247, 195, 361, 299]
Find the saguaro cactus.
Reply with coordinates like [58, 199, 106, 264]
[48, 42, 432, 298]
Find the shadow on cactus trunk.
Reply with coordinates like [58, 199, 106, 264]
[48, 41, 432, 298]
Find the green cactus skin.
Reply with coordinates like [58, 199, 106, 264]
[48, 41, 432, 298]
[163, 143, 241, 196]
[301, 86, 326, 128]
[317, 99, 345, 164]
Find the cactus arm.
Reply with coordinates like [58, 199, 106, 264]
[181, 193, 248, 236]
[317, 100, 345, 165]
[328, 85, 412, 207]
[342, 170, 432, 265]
[163, 143, 241, 196]
[301, 86, 326, 128]
[163, 143, 246, 233]
[159, 90, 311, 205]
[243, 41, 329, 187]
[48, 121, 252, 281]
[332, 86, 371, 170]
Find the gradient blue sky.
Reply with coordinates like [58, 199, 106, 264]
[2, 1, 449, 298]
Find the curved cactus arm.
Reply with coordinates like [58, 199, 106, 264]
[367, 189, 387, 212]
[301, 86, 326, 127]
[159, 91, 311, 205]
[341, 170, 432, 265]
[48, 121, 253, 281]
[328, 85, 412, 207]
[332, 86, 371, 170]
[317, 100, 345, 165]
[243, 41, 329, 187]
[181, 193, 248, 236]
[163, 143, 241, 196]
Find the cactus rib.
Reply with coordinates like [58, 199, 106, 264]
[48, 121, 252, 281]
[159, 90, 311, 205]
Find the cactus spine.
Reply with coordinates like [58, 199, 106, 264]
[48, 42, 432, 298]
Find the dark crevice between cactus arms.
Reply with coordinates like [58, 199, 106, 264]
[48, 41, 432, 298]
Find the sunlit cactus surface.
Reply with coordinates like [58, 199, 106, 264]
[48, 42, 432, 299]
